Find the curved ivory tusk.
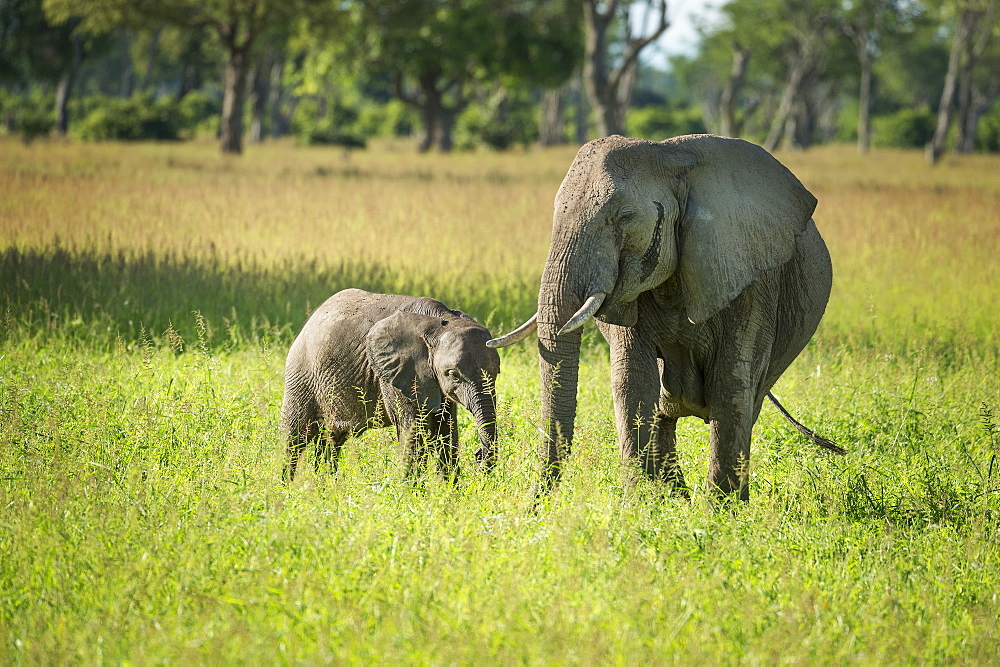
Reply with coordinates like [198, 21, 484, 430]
[486, 314, 538, 348]
[558, 293, 606, 335]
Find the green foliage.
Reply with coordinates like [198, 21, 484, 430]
[74, 93, 183, 141]
[625, 105, 707, 141]
[454, 95, 538, 151]
[975, 104, 1000, 152]
[872, 108, 936, 148]
[177, 91, 220, 135]
[290, 96, 366, 148]
[0, 88, 54, 141]
[355, 100, 417, 139]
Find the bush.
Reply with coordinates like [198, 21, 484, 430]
[871, 108, 936, 149]
[626, 106, 706, 141]
[74, 94, 182, 142]
[177, 91, 221, 136]
[0, 90, 54, 142]
[975, 105, 1000, 152]
[291, 97, 366, 148]
[356, 100, 417, 139]
[454, 97, 538, 151]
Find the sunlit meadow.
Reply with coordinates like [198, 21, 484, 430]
[1, 137, 998, 662]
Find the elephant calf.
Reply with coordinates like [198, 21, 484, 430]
[281, 288, 501, 482]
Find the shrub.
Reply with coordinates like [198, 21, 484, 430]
[626, 105, 706, 141]
[74, 94, 182, 142]
[356, 100, 417, 139]
[454, 97, 538, 151]
[975, 104, 1000, 152]
[177, 91, 221, 136]
[871, 108, 936, 149]
[291, 97, 366, 148]
[0, 90, 54, 142]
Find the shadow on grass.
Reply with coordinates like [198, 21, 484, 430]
[1, 246, 540, 350]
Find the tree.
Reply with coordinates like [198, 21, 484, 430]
[44, 0, 334, 154]
[926, 0, 997, 163]
[2, 0, 111, 135]
[581, 0, 669, 137]
[840, 0, 907, 153]
[718, 41, 750, 137]
[761, 0, 839, 152]
[354, 0, 580, 152]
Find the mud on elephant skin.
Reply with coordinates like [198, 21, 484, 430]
[281, 288, 501, 483]
[490, 134, 843, 501]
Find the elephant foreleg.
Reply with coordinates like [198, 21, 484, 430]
[433, 401, 460, 484]
[652, 410, 689, 497]
[605, 324, 662, 483]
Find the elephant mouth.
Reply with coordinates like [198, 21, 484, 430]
[594, 295, 638, 328]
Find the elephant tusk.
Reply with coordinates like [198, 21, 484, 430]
[486, 313, 538, 348]
[558, 293, 606, 335]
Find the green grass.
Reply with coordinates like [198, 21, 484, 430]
[1, 137, 999, 662]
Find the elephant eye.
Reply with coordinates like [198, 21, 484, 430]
[617, 209, 636, 224]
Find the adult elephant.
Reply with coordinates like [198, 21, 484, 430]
[489, 134, 841, 501]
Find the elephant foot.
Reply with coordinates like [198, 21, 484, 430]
[662, 465, 690, 499]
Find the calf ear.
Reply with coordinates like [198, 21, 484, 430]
[365, 312, 442, 411]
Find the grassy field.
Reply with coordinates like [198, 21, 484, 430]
[1, 136, 998, 662]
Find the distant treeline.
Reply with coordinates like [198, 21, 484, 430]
[1, 0, 997, 161]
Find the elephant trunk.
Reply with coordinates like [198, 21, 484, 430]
[535, 249, 614, 493]
[467, 387, 498, 472]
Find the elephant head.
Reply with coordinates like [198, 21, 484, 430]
[366, 312, 501, 469]
[489, 134, 817, 489]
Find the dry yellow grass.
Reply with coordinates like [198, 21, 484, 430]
[2, 137, 997, 354]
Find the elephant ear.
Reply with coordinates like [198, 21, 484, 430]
[365, 312, 442, 410]
[669, 135, 817, 324]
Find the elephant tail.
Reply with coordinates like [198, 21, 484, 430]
[767, 392, 846, 455]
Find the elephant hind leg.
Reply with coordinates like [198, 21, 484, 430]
[707, 412, 754, 502]
[314, 421, 354, 475]
[282, 401, 321, 483]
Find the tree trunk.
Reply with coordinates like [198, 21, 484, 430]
[267, 57, 285, 138]
[582, 0, 669, 138]
[416, 94, 439, 153]
[857, 50, 873, 153]
[582, 1, 613, 136]
[954, 5, 995, 154]
[248, 48, 274, 144]
[120, 31, 135, 98]
[219, 44, 250, 154]
[614, 55, 639, 134]
[437, 107, 456, 152]
[142, 27, 162, 92]
[764, 57, 811, 152]
[927, 11, 974, 165]
[539, 87, 565, 146]
[573, 74, 588, 144]
[53, 34, 82, 136]
[719, 43, 750, 137]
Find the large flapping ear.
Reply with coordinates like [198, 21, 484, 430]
[365, 312, 442, 410]
[664, 135, 817, 324]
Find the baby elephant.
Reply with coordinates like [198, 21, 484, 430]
[281, 288, 501, 482]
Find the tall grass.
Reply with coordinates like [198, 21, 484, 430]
[1, 137, 999, 662]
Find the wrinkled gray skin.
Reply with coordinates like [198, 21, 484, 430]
[282, 289, 501, 482]
[490, 135, 833, 501]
